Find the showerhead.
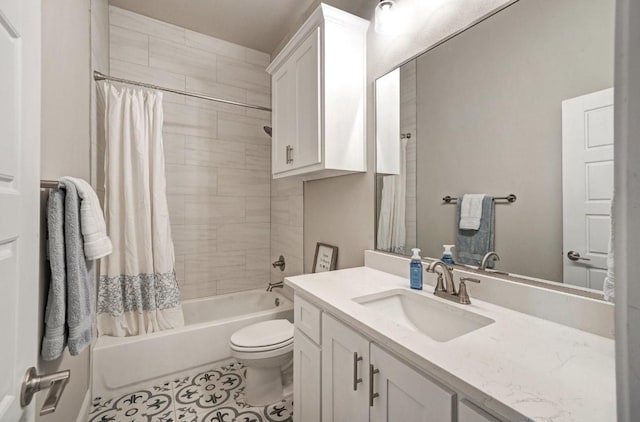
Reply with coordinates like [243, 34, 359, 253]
[263, 126, 272, 137]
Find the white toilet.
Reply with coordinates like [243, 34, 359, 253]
[230, 319, 294, 406]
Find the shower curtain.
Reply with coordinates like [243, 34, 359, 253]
[377, 138, 408, 254]
[97, 83, 184, 336]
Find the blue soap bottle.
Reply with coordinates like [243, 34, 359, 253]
[441, 244, 456, 265]
[410, 248, 423, 290]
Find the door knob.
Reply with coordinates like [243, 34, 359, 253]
[567, 250, 591, 262]
[21, 366, 70, 415]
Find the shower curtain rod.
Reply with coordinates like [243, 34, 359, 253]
[93, 71, 272, 112]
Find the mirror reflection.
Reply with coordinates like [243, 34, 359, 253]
[375, 0, 614, 292]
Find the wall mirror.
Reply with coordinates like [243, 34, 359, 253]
[375, 0, 615, 296]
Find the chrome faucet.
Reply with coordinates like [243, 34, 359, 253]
[266, 280, 284, 292]
[272, 255, 286, 271]
[479, 251, 500, 271]
[425, 261, 480, 305]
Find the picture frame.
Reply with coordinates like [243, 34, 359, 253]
[312, 242, 338, 273]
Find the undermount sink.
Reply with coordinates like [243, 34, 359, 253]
[353, 289, 494, 342]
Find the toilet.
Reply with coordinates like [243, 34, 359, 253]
[230, 319, 294, 406]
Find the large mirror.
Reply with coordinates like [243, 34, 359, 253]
[375, 0, 615, 294]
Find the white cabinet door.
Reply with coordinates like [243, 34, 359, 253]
[459, 400, 501, 422]
[272, 63, 294, 174]
[370, 345, 455, 422]
[294, 329, 321, 422]
[291, 27, 321, 171]
[322, 314, 369, 422]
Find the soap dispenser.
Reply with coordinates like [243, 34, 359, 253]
[441, 245, 456, 265]
[410, 248, 423, 290]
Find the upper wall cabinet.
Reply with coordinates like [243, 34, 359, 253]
[267, 4, 369, 180]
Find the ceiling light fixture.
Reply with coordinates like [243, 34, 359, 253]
[375, 0, 398, 34]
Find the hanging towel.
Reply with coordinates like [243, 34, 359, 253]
[456, 196, 495, 267]
[42, 188, 67, 361]
[60, 176, 112, 260]
[459, 194, 486, 230]
[603, 198, 615, 302]
[60, 180, 96, 355]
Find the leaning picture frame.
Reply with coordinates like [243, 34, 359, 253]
[312, 242, 338, 273]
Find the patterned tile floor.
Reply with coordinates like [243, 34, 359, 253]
[89, 362, 293, 422]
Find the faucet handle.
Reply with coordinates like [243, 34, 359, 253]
[434, 272, 446, 292]
[458, 277, 480, 305]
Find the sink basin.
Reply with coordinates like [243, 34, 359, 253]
[353, 289, 494, 342]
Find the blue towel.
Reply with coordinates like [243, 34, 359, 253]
[456, 196, 495, 267]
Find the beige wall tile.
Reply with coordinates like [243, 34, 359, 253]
[218, 168, 270, 197]
[110, 6, 185, 42]
[163, 102, 217, 138]
[185, 251, 246, 284]
[271, 197, 289, 226]
[167, 194, 185, 225]
[180, 283, 218, 300]
[245, 48, 271, 67]
[172, 224, 217, 256]
[185, 29, 246, 61]
[184, 136, 245, 169]
[185, 75, 247, 115]
[184, 196, 245, 225]
[217, 56, 270, 93]
[246, 196, 270, 223]
[218, 112, 271, 145]
[245, 248, 271, 271]
[163, 132, 186, 164]
[110, 59, 186, 104]
[175, 254, 186, 285]
[150, 37, 217, 81]
[218, 222, 270, 251]
[217, 271, 270, 295]
[165, 164, 217, 195]
[245, 144, 270, 171]
[110, 25, 148, 66]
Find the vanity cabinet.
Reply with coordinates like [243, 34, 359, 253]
[293, 328, 321, 422]
[266, 4, 369, 180]
[458, 400, 501, 422]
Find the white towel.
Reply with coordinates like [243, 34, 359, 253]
[60, 177, 112, 260]
[459, 194, 486, 230]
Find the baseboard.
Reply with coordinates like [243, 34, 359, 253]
[75, 390, 91, 422]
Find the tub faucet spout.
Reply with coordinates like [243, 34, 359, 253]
[266, 281, 283, 292]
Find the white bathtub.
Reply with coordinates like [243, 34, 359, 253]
[92, 289, 293, 399]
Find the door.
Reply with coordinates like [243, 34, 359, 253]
[369, 345, 455, 422]
[322, 314, 369, 422]
[0, 0, 41, 421]
[272, 63, 294, 174]
[292, 27, 321, 170]
[562, 88, 614, 289]
[293, 329, 321, 422]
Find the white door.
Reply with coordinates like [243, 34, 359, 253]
[562, 88, 614, 289]
[321, 314, 369, 422]
[293, 328, 321, 422]
[292, 27, 321, 170]
[0, 0, 41, 421]
[369, 344, 455, 422]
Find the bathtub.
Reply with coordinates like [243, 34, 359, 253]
[92, 289, 293, 399]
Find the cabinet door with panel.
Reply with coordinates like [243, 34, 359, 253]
[294, 328, 321, 422]
[291, 26, 322, 170]
[272, 63, 294, 174]
[322, 314, 370, 422]
[369, 344, 456, 422]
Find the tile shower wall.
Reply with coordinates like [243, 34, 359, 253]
[109, 7, 274, 299]
[271, 177, 304, 289]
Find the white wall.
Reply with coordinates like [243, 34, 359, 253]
[304, 0, 516, 271]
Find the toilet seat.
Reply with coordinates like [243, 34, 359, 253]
[230, 319, 294, 353]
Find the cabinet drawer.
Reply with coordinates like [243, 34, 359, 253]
[294, 295, 322, 344]
[459, 399, 502, 422]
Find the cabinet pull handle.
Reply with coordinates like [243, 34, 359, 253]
[286, 145, 294, 164]
[353, 352, 363, 391]
[369, 364, 379, 407]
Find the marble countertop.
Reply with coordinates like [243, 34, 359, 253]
[285, 267, 615, 422]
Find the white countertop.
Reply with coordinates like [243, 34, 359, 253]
[285, 267, 616, 422]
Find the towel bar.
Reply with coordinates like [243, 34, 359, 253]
[442, 194, 517, 204]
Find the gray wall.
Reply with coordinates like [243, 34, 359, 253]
[415, 0, 614, 281]
[37, 0, 106, 420]
[303, 0, 516, 272]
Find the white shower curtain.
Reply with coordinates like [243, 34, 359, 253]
[97, 83, 184, 336]
[377, 138, 408, 254]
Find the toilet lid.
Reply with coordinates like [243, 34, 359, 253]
[230, 319, 294, 349]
